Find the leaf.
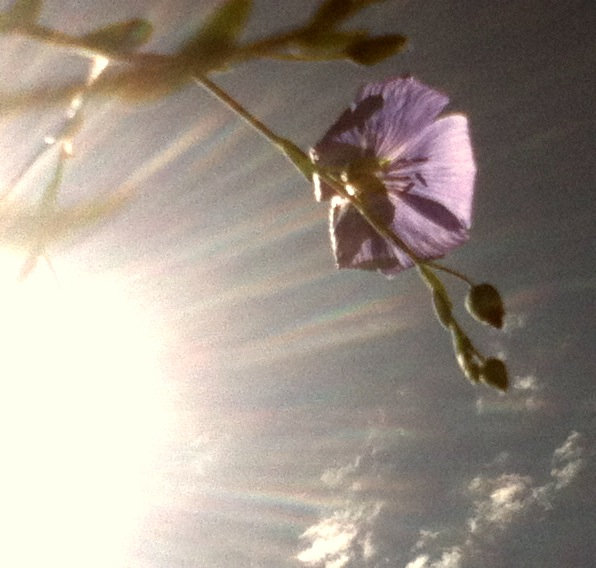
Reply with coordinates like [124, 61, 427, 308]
[344, 34, 407, 66]
[82, 19, 153, 53]
[9, 0, 43, 25]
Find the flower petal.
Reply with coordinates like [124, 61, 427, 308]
[385, 114, 476, 228]
[330, 196, 407, 272]
[390, 191, 469, 259]
[357, 76, 450, 159]
[311, 77, 449, 202]
[330, 191, 469, 276]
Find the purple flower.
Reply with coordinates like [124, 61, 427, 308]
[311, 76, 476, 276]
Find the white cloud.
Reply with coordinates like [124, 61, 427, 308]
[413, 530, 442, 550]
[405, 548, 462, 568]
[297, 415, 586, 568]
[403, 431, 585, 568]
[550, 431, 583, 489]
[476, 374, 546, 414]
[468, 473, 534, 531]
[297, 503, 382, 568]
[405, 555, 430, 568]
[434, 548, 463, 568]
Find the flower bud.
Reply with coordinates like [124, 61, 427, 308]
[465, 283, 505, 329]
[344, 35, 408, 66]
[458, 354, 481, 383]
[309, 0, 382, 31]
[480, 358, 508, 391]
[451, 327, 480, 383]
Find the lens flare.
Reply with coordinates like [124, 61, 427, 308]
[0, 252, 173, 568]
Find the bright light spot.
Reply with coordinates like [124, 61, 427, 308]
[87, 55, 110, 85]
[0, 252, 173, 568]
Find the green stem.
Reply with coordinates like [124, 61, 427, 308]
[192, 74, 288, 148]
[426, 261, 474, 286]
[192, 73, 424, 266]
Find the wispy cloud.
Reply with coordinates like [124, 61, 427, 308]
[550, 430, 583, 489]
[475, 374, 546, 414]
[405, 431, 585, 568]
[297, 416, 585, 568]
[297, 502, 382, 568]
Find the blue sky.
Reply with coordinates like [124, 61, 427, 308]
[0, 1, 594, 567]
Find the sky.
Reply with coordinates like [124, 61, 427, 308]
[0, 1, 595, 568]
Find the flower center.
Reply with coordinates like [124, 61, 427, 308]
[342, 157, 387, 196]
[384, 157, 429, 192]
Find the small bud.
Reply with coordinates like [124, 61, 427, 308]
[480, 358, 509, 391]
[451, 327, 480, 383]
[344, 35, 407, 66]
[457, 352, 481, 383]
[465, 283, 505, 329]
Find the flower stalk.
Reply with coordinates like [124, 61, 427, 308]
[192, 73, 506, 389]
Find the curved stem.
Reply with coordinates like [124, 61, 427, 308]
[426, 261, 474, 286]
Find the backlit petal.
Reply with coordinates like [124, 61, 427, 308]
[331, 191, 469, 276]
[330, 196, 407, 272]
[312, 77, 449, 202]
[385, 115, 476, 228]
[357, 76, 450, 159]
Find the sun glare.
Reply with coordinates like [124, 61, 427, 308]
[0, 252, 173, 568]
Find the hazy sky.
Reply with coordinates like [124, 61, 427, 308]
[0, 1, 595, 568]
